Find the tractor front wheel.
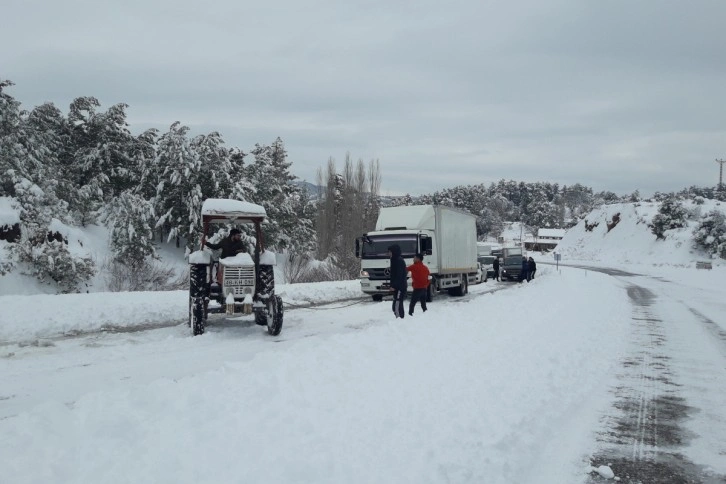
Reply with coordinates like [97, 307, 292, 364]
[190, 297, 205, 336]
[266, 296, 283, 336]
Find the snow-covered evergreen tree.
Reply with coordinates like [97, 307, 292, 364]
[105, 191, 157, 266]
[132, 128, 160, 201]
[155, 122, 202, 249]
[192, 131, 232, 199]
[246, 138, 311, 252]
[650, 196, 688, 240]
[693, 209, 726, 259]
[391, 193, 414, 207]
[10, 178, 95, 292]
[66, 98, 136, 225]
[0, 79, 23, 196]
[524, 184, 562, 231]
[229, 148, 256, 203]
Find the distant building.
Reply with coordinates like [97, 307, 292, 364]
[524, 228, 566, 252]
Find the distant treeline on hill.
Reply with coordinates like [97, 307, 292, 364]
[385, 182, 725, 239]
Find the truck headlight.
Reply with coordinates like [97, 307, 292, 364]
[360, 270, 369, 278]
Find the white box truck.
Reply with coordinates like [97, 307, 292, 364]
[355, 205, 478, 301]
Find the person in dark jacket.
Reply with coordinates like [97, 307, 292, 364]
[520, 257, 529, 283]
[528, 257, 537, 280]
[205, 228, 247, 258]
[407, 253, 430, 316]
[492, 257, 500, 281]
[387, 244, 407, 318]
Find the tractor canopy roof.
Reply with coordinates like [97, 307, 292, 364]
[201, 198, 267, 223]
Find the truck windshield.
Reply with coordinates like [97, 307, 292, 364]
[361, 235, 418, 258]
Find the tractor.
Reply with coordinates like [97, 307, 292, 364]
[187, 198, 283, 336]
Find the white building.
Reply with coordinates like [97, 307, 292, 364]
[524, 228, 566, 251]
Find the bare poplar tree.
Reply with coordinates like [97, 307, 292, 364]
[313, 153, 382, 278]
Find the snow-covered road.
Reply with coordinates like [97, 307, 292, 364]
[1, 266, 725, 483]
[581, 269, 726, 483]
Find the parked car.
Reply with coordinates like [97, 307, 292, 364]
[475, 262, 488, 284]
[478, 255, 496, 280]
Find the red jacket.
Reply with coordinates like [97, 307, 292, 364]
[407, 260, 430, 289]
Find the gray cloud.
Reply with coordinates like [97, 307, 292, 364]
[2, 0, 725, 196]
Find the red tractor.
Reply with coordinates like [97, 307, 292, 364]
[188, 199, 283, 336]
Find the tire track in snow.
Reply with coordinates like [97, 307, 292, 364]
[587, 283, 724, 483]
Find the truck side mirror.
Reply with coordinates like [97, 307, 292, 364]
[355, 238, 360, 258]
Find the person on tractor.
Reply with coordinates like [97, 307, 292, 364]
[205, 228, 248, 285]
[205, 228, 247, 258]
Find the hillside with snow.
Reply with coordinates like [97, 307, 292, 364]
[554, 199, 725, 271]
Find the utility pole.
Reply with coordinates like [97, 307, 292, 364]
[717, 158, 726, 191]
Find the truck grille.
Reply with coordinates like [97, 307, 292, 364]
[367, 268, 390, 280]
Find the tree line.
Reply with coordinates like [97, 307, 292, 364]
[3, 78, 723, 291]
[1, 79, 382, 290]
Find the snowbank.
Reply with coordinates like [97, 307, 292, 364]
[0, 280, 362, 344]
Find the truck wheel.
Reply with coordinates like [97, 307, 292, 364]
[426, 283, 435, 302]
[266, 295, 283, 336]
[372, 294, 383, 302]
[191, 297, 205, 336]
[452, 275, 468, 297]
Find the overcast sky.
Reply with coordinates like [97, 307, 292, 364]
[3, 0, 725, 197]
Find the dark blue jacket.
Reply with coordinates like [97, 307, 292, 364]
[388, 244, 407, 291]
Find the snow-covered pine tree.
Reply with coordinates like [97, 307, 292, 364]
[192, 131, 233, 200]
[66, 98, 136, 225]
[229, 149, 256, 204]
[391, 193, 414, 207]
[561, 184, 594, 225]
[524, 184, 562, 232]
[246, 138, 311, 252]
[650, 196, 688, 240]
[155, 122, 202, 249]
[0, 79, 26, 196]
[131, 128, 160, 201]
[693, 209, 726, 259]
[105, 191, 157, 266]
[10, 178, 95, 292]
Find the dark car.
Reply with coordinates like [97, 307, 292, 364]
[500, 256, 523, 281]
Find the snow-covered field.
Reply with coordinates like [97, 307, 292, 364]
[1, 201, 725, 483]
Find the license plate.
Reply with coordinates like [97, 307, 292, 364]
[225, 279, 254, 286]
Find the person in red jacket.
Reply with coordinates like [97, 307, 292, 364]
[407, 253, 430, 316]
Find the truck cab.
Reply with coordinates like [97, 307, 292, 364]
[355, 230, 435, 300]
